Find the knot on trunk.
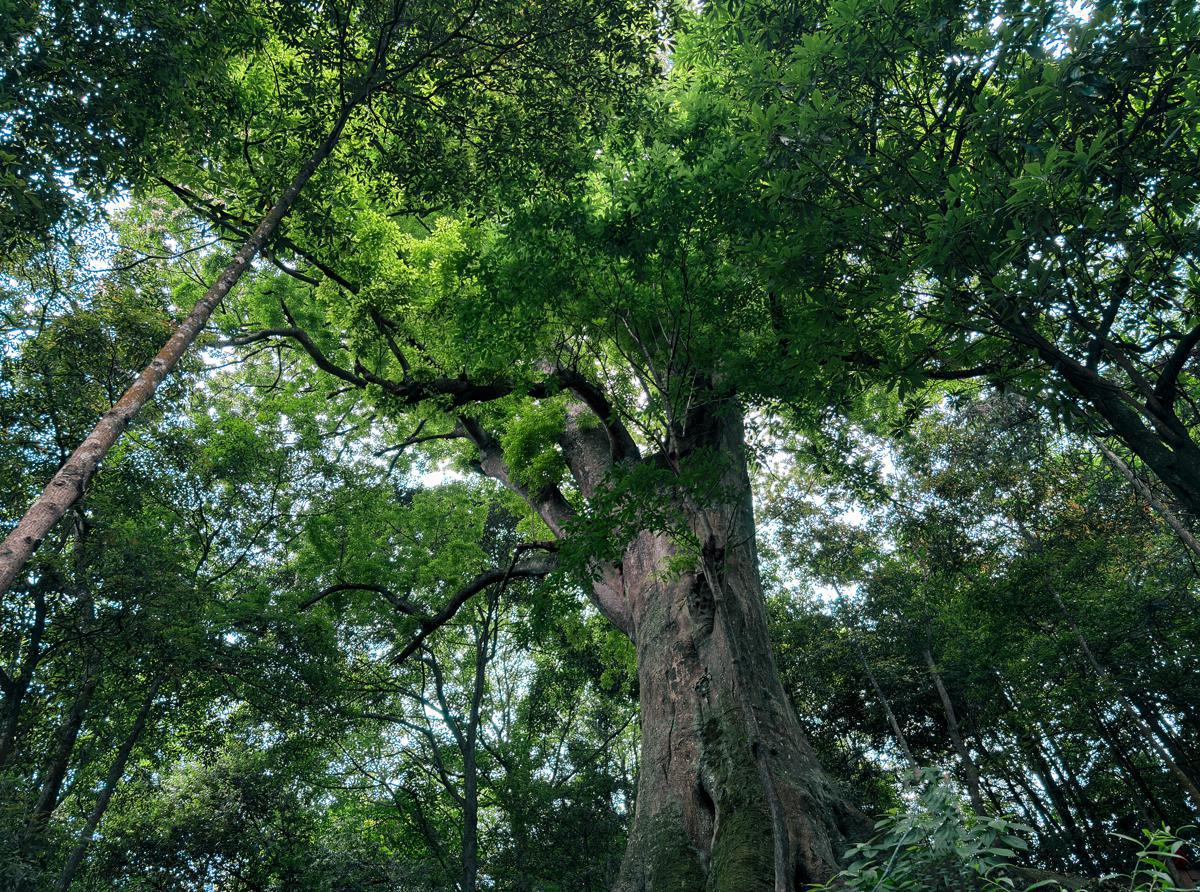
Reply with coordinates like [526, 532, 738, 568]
[688, 535, 726, 638]
[687, 573, 716, 637]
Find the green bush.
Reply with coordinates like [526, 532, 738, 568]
[815, 768, 1033, 891]
[817, 768, 1196, 892]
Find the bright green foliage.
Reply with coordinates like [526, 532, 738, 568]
[817, 768, 1035, 891]
[501, 401, 570, 493]
[0, 216, 640, 888]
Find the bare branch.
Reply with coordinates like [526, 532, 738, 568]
[299, 582, 422, 614]
[217, 327, 366, 388]
[1153, 320, 1200, 413]
[390, 554, 555, 665]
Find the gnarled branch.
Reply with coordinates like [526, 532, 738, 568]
[299, 582, 421, 614]
[391, 553, 556, 664]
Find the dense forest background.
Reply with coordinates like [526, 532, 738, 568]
[1, 0, 1198, 889]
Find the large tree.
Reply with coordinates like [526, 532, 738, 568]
[15, 1, 1200, 888]
[6, 2, 871, 886]
[189, 64, 882, 881]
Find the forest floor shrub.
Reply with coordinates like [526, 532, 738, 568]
[815, 768, 1196, 892]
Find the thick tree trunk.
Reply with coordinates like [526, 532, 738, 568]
[1084, 392, 1200, 522]
[470, 390, 864, 889]
[611, 406, 864, 891]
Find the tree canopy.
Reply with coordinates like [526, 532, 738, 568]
[2, 1, 1200, 890]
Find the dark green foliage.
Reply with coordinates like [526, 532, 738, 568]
[0, 0, 255, 252]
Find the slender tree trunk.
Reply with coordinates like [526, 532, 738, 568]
[923, 648, 985, 814]
[0, 585, 47, 770]
[1034, 721, 1111, 863]
[1088, 704, 1177, 826]
[1094, 439, 1200, 559]
[611, 402, 865, 891]
[981, 782, 1006, 817]
[0, 687, 26, 770]
[854, 639, 914, 767]
[54, 677, 161, 891]
[1002, 768, 1086, 873]
[0, 98, 363, 600]
[1129, 691, 1200, 782]
[1125, 689, 1200, 774]
[1050, 588, 1200, 808]
[1005, 769, 1062, 836]
[460, 592, 497, 892]
[26, 654, 100, 837]
[1098, 409, 1200, 523]
[1099, 705, 1200, 888]
[1026, 739, 1095, 871]
[996, 682, 1096, 872]
[461, 731, 480, 892]
[512, 808, 532, 892]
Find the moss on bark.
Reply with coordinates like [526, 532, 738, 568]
[701, 709, 774, 892]
[616, 804, 706, 892]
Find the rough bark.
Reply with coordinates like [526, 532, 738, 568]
[0, 96, 363, 601]
[605, 403, 865, 891]
[464, 389, 865, 889]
